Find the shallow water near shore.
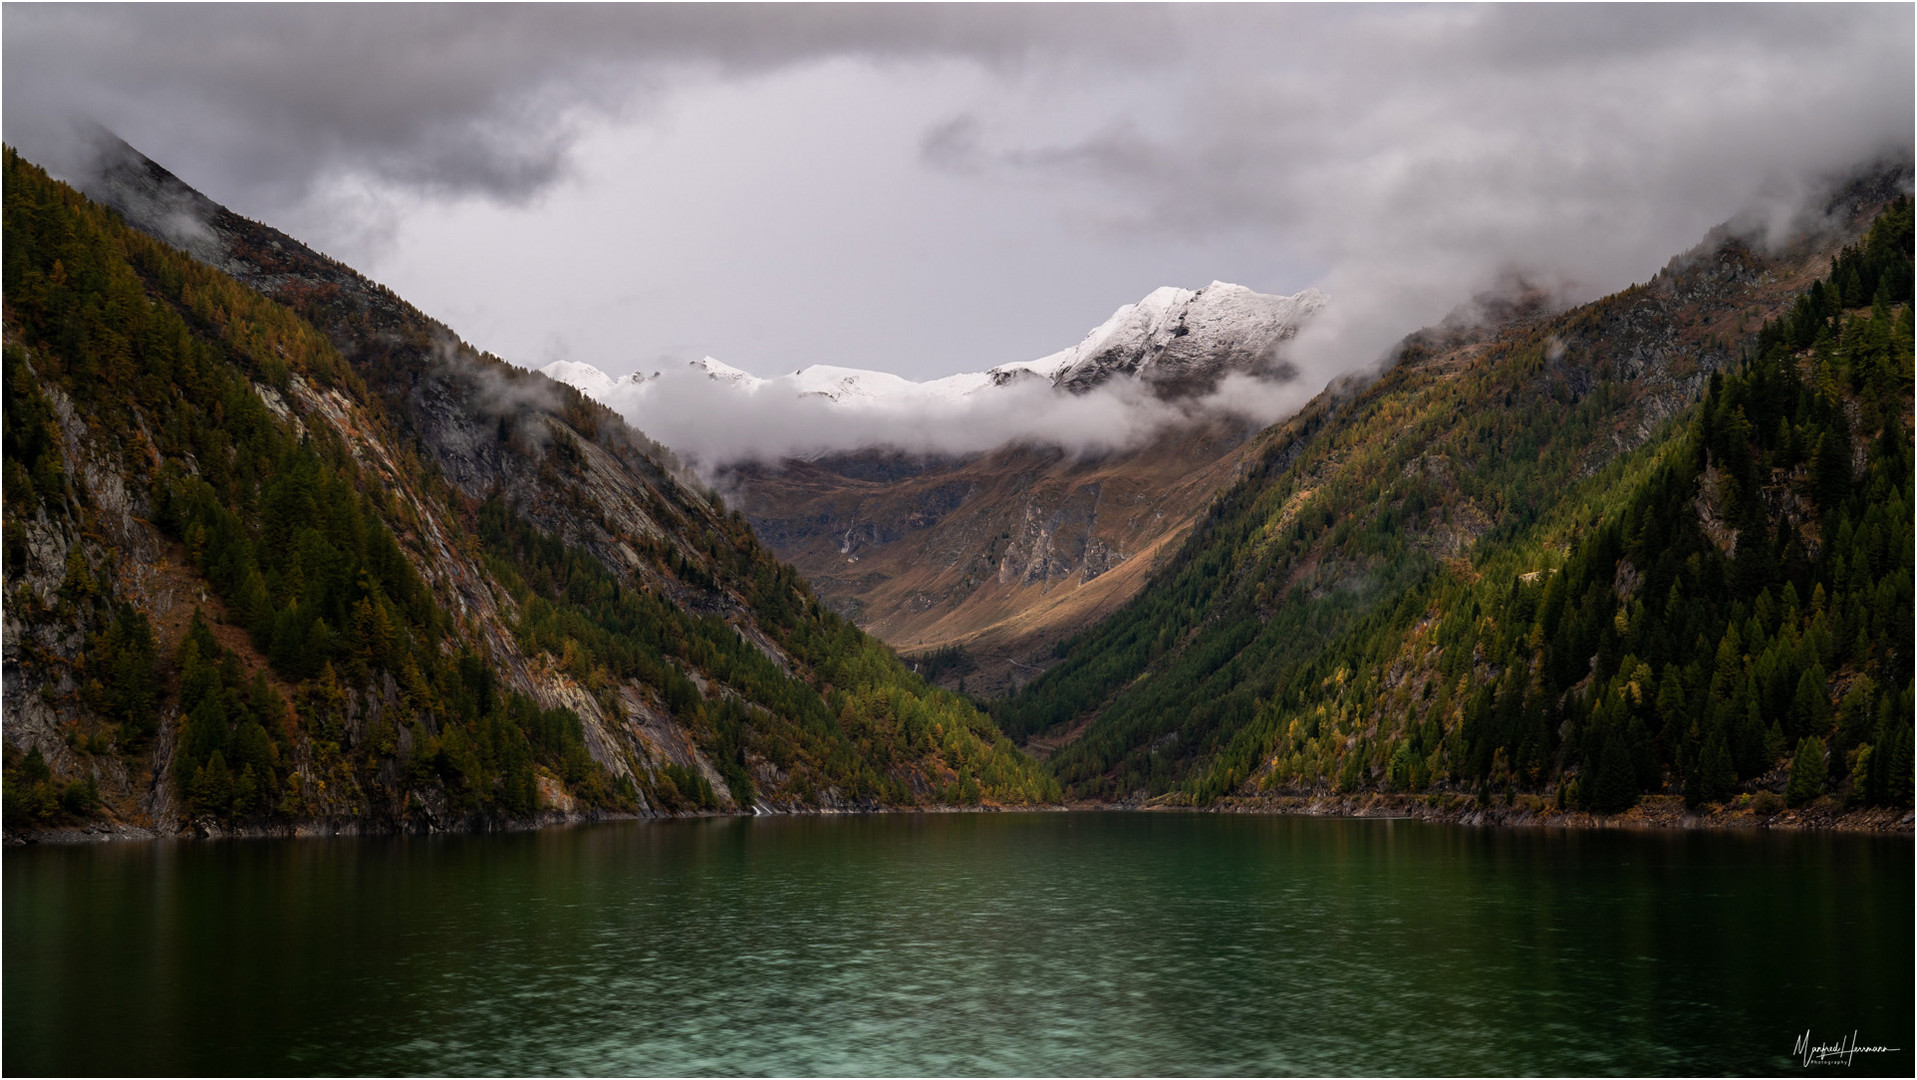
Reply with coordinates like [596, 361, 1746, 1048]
[5, 812, 1911, 1076]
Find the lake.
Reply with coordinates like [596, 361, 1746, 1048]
[4, 812, 1910, 1076]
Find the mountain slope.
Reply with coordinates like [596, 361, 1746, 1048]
[725, 417, 1263, 696]
[1, 143, 1055, 838]
[996, 169, 1912, 810]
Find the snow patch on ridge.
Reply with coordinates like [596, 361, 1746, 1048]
[538, 359, 620, 398]
[690, 355, 762, 391]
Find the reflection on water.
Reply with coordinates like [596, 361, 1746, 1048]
[5, 813, 1911, 1076]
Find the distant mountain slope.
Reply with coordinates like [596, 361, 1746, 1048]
[543, 281, 1326, 696]
[996, 168, 1912, 810]
[726, 416, 1261, 696]
[2, 143, 1056, 838]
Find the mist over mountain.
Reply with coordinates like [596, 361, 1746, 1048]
[543, 282, 1327, 468]
[997, 165, 1914, 816]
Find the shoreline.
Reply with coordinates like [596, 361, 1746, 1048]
[1, 800, 1055, 846]
[7, 791, 1911, 845]
[1159, 791, 1916, 835]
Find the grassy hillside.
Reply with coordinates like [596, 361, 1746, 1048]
[2, 147, 1054, 836]
[1000, 179, 1911, 815]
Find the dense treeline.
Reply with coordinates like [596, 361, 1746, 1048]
[1439, 200, 1913, 810]
[1199, 198, 1914, 811]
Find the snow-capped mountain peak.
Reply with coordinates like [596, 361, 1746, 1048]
[537, 281, 1325, 415]
[1052, 281, 1327, 394]
[539, 359, 654, 395]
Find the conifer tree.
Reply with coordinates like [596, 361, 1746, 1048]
[192, 751, 234, 818]
[1590, 735, 1638, 813]
[1785, 737, 1826, 808]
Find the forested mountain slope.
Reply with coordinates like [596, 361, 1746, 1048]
[2, 144, 1055, 838]
[999, 170, 1913, 816]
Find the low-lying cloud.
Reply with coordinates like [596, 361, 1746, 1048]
[564, 365, 1317, 473]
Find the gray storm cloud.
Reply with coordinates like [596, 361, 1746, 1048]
[5, 3, 1911, 416]
[2, 4, 1167, 207]
[913, 4, 1916, 372]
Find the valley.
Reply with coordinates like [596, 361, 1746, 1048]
[5, 10, 1913, 1080]
[551, 161, 1916, 823]
[722, 415, 1261, 697]
[2, 136, 1910, 843]
[545, 279, 1330, 695]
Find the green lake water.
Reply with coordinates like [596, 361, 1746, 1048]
[4, 812, 1911, 1076]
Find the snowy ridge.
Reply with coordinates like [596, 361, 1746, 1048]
[540, 281, 1325, 413]
[538, 359, 622, 398]
[1052, 282, 1327, 393]
[691, 355, 761, 391]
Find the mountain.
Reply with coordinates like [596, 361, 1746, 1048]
[994, 167, 1913, 815]
[545, 282, 1325, 410]
[1, 140, 1057, 838]
[10, 127, 1901, 842]
[538, 282, 1325, 695]
[1048, 282, 1325, 396]
[538, 359, 651, 400]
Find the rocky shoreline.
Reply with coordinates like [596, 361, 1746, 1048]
[5, 808, 636, 846]
[11, 790, 1912, 845]
[1154, 791, 1915, 835]
[2, 799, 1061, 845]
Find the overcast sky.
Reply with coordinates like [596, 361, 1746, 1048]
[5, 3, 1912, 385]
